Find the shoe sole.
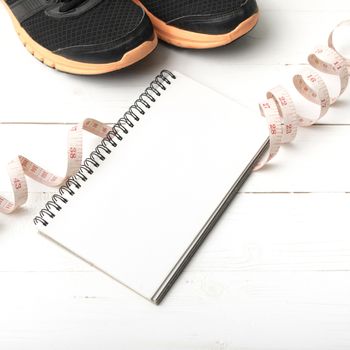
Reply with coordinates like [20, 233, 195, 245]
[1, 0, 158, 75]
[133, 0, 259, 49]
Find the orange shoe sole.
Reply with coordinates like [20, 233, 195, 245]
[1, 0, 158, 75]
[133, 0, 259, 49]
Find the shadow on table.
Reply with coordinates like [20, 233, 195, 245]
[332, 99, 350, 109]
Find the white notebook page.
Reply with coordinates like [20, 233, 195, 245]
[38, 72, 268, 301]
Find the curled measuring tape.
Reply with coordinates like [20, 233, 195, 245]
[0, 119, 112, 214]
[255, 20, 350, 170]
[0, 21, 349, 215]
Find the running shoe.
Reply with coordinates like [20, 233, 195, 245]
[2, 0, 158, 74]
[134, 0, 259, 49]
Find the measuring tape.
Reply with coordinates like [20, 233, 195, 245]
[1, 20, 349, 214]
[255, 20, 350, 170]
[0, 119, 111, 214]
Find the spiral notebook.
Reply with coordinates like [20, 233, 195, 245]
[34, 71, 269, 304]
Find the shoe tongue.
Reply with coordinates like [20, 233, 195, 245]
[59, 0, 87, 12]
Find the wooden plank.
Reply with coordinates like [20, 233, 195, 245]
[1, 124, 350, 193]
[1, 192, 349, 272]
[1, 193, 350, 348]
[0, 271, 350, 349]
[1, 63, 349, 124]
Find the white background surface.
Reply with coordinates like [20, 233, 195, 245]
[0, 0, 350, 349]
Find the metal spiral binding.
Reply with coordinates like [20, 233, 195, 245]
[33, 70, 176, 227]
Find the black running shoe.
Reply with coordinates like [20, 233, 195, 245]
[134, 0, 259, 48]
[2, 0, 157, 74]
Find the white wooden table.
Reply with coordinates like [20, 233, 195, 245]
[1, 1, 350, 349]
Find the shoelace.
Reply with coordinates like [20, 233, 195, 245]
[57, 0, 87, 12]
